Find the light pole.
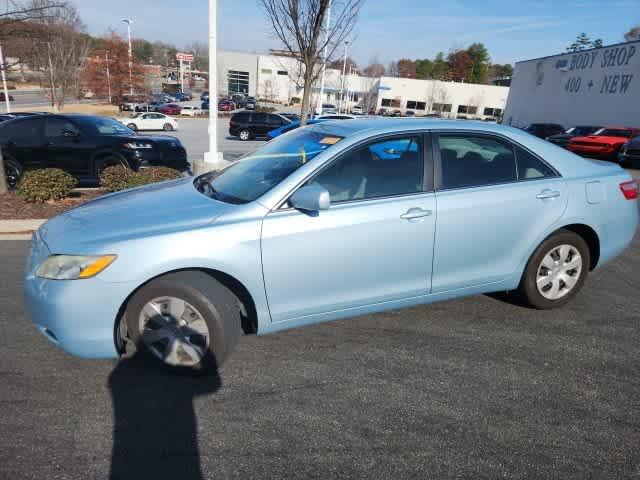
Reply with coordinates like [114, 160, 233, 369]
[339, 41, 349, 113]
[0, 44, 10, 113]
[105, 51, 112, 105]
[122, 18, 133, 96]
[315, 0, 331, 116]
[203, 0, 225, 168]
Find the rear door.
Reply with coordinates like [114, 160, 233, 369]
[432, 131, 567, 292]
[1, 117, 44, 170]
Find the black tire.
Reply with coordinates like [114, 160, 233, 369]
[3, 155, 22, 190]
[124, 271, 241, 375]
[238, 129, 251, 141]
[95, 155, 129, 178]
[518, 229, 590, 309]
[163, 123, 174, 131]
[127, 123, 137, 131]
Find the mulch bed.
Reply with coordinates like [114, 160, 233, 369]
[0, 190, 103, 220]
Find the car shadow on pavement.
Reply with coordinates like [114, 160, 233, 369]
[108, 352, 220, 480]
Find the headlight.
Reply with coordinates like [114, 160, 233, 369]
[36, 255, 117, 280]
[123, 142, 153, 149]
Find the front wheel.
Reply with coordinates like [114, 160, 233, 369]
[124, 271, 241, 375]
[3, 156, 22, 190]
[163, 123, 174, 131]
[238, 129, 251, 141]
[518, 230, 590, 309]
[127, 123, 138, 132]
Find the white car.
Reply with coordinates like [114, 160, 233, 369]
[351, 106, 364, 115]
[118, 112, 179, 132]
[180, 105, 205, 117]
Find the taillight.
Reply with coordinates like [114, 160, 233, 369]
[620, 180, 639, 200]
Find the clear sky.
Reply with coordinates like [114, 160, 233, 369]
[77, 0, 639, 65]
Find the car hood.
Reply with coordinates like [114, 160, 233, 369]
[110, 133, 180, 145]
[39, 178, 233, 253]
[571, 135, 628, 144]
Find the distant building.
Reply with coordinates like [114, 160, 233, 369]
[503, 39, 640, 128]
[216, 50, 510, 118]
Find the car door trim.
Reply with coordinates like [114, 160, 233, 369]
[273, 130, 435, 211]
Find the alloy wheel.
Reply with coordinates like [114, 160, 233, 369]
[138, 296, 211, 367]
[4, 162, 20, 189]
[536, 244, 583, 300]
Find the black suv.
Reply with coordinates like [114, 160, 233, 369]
[229, 112, 290, 141]
[0, 114, 189, 188]
[523, 123, 565, 139]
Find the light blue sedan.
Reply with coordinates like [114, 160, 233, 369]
[24, 119, 639, 374]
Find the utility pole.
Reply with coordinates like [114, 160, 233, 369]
[203, 0, 225, 168]
[122, 18, 133, 96]
[0, 44, 10, 113]
[105, 51, 112, 105]
[315, 0, 331, 116]
[339, 41, 349, 113]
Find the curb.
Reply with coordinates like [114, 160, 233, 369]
[0, 219, 46, 240]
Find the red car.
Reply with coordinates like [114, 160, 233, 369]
[217, 100, 236, 112]
[158, 104, 181, 115]
[567, 127, 640, 160]
[0, 92, 14, 102]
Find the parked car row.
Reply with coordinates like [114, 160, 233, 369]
[522, 122, 640, 166]
[0, 113, 190, 189]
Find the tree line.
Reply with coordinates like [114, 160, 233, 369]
[329, 43, 514, 85]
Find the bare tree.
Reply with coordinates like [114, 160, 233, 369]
[625, 26, 640, 42]
[23, 0, 89, 110]
[259, 0, 363, 125]
[0, 0, 69, 194]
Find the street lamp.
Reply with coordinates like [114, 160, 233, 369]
[121, 18, 133, 96]
[339, 41, 349, 113]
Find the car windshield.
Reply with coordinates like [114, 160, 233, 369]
[594, 128, 633, 137]
[76, 116, 135, 135]
[197, 126, 344, 204]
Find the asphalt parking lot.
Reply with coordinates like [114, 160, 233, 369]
[1, 212, 639, 478]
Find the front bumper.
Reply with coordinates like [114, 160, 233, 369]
[23, 233, 134, 359]
[618, 150, 640, 164]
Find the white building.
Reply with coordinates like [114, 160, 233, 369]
[503, 40, 640, 128]
[216, 50, 510, 118]
[373, 76, 509, 119]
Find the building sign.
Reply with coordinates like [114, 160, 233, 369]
[551, 44, 636, 96]
[176, 53, 194, 62]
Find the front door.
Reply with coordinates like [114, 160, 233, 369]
[261, 134, 436, 323]
[432, 132, 568, 292]
[43, 117, 90, 176]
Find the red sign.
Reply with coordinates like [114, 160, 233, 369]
[176, 53, 194, 62]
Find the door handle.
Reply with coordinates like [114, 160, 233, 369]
[400, 208, 432, 220]
[536, 189, 560, 200]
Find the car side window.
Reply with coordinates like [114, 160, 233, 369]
[438, 134, 516, 189]
[1, 118, 43, 143]
[142, 114, 152, 120]
[309, 135, 424, 203]
[266, 115, 283, 126]
[515, 146, 557, 180]
[45, 118, 79, 139]
[253, 113, 266, 123]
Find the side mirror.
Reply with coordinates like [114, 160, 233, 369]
[290, 184, 330, 212]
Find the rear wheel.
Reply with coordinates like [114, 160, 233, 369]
[238, 129, 251, 141]
[124, 271, 241, 375]
[518, 230, 590, 309]
[3, 156, 22, 190]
